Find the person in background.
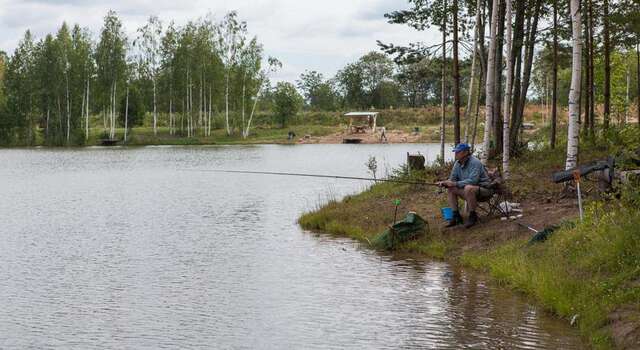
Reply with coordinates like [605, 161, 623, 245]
[437, 143, 493, 229]
[380, 126, 387, 143]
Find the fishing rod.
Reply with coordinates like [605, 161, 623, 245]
[184, 169, 441, 186]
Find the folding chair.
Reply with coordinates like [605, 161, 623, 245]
[465, 168, 513, 220]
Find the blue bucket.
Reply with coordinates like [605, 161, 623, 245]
[441, 207, 453, 221]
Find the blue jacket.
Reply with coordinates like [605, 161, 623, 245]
[448, 156, 492, 188]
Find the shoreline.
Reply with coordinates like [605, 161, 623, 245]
[0, 128, 457, 148]
[298, 142, 640, 349]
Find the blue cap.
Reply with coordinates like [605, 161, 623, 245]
[452, 143, 471, 153]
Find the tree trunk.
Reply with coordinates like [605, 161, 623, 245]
[242, 72, 247, 137]
[566, 0, 582, 170]
[208, 84, 212, 137]
[626, 66, 631, 124]
[200, 73, 204, 133]
[245, 84, 264, 139]
[508, 0, 526, 138]
[583, 3, 591, 132]
[472, 51, 486, 151]
[493, 0, 506, 155]
[113, 81, 117, 139]
[225, 71, 231, 136]
[637, 40, 640, 127]
[464, 0, 483, 143]
[503, 0, 513, 179]
[551, 0, 558, 149]
[153, 79, 157, 136]
[66, 76, 70, 144]
[603, 0, 611, 130]
[511, 0, 542, 148]
[471, 0, 486, 151]
[124, 86, 129, 142]
[85, 79, 90, 141]
[440, 0, 448, 165]
[452, 0, 461, 145]
[482, 0, 500, 165]
[588, 0, 595, 135]
[46, 108, 50, 139]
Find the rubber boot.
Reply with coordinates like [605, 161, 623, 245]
[465, 211, 479, 229]
[446, 211, 464, 227]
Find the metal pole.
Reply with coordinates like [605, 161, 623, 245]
[573, 170, 584, 221]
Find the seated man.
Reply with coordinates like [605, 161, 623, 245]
[438, 143, 493, 229]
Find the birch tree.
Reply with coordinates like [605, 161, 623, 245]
[96, 11, 127, 140]
[482, 0, 501, 165]
[135, 16, 163, 136]
[243, 57, 281, 138]
[464, 0, 483, 143]
[70, 25, 93, 144]
[502, 0, 513, 179]
[218, 12, 247, 135]
[55, 23, 72, 144]
[160, 22, 179, 135]
[440, 0, 447, 165]
[565, 0, 582, 170]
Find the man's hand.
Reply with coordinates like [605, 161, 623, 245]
[437, 180, 456, 188]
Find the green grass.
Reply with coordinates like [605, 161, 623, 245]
[460, 199, 640, 349]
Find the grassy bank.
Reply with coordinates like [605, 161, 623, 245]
[299, 127, 640, 349]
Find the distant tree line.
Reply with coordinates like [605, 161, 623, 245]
[0, 10, 287, 145]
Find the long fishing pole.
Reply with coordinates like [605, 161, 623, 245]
[185, 169, 441, 186]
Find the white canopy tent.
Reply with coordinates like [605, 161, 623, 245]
[344, 112, 378, 134]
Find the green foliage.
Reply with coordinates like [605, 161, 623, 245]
[272, 82, 302, 128]
[120, 85, 146, 127]
[296, 70, 338, 111]
[461, 195, 640, 348]
[95, 10, 128, 109]
[335, 51, 399, 109]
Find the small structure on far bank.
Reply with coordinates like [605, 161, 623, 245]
[344, 112, 378, 134]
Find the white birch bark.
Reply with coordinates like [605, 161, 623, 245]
[208, 85, 212, 137]
[245, 85, 264, 139]
[80, 84, 85, 140]
[242, 72, 247, 136]
[626, 66, 630, 124]
[85, 79, 90, 141]
[565, 0, 582, 170]
[199, 74, 203, 132]
[225, 72, 231, 135]
[153, 79, 157, 136]
[169, 81, 173, 135]
[481, 0, 501, 165]
[502, 0, 513, 179]
[66, 77, 70, 143]
[124, 86, 129, 142]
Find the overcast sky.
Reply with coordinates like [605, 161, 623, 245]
[0, 0, 441, 82]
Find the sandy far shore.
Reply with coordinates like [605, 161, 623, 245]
[297, 129, 426, 144]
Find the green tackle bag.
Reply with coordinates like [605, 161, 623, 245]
[372, 212, 428, 250]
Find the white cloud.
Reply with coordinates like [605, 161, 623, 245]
[0, 0, 441, 82]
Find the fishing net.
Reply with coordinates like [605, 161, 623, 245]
[372, 212, 428, 250]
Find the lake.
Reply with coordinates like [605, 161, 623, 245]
[0, 144, 584, 349]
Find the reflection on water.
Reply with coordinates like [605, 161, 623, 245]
[0, 145, 583, 349]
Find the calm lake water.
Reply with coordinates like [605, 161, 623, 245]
[0, 144, 585, 349]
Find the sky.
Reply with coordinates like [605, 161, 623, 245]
[0, 0, 441, 83]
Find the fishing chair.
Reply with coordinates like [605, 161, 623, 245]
[464, 168, 514, 220]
